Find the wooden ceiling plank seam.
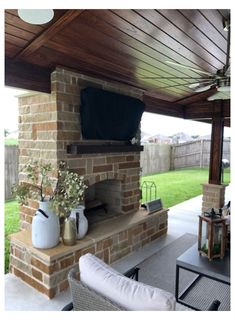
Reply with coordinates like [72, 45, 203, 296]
[5, 24, 37, 41]
[57, 65, 150, 94]
[155, 9, 227, 62]
[55, 65, 181, 102]
[198, 9, 229, 40]
[5, 10, 18, 15]
[111, 9, 220, 73]
[69, 16, 219, 91]
[39, 22, 191, 92]
[48, 29, 171, 82]
[5, 41, 24, 58]
[178, 9, 227, 51]
[65, 20, 188, 83]
[5, 40, 24, 50]
[5, 33, 28, 47]
[76, 12, 206, 86]
[87, 10, 212, 82]
[217, 9, 230, 21]
[29, 45, 182, 99]
[45, 40, 189, 96]
[5, 11, 44, 34]
[25, 45, 149, 90]
[48, 28, 193, 93]
[91, 8, 226, 85]
[91, 9, 210, 79]
[135, 9, 226, 67]
[15, 10, 85, 59]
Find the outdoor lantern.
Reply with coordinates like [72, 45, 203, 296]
[198, 209, 226, 260]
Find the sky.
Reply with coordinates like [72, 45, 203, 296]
[3, 86, 231, 138]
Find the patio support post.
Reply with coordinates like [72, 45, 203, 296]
[201, 101, 227, 213]
[208, 101, 224, 185]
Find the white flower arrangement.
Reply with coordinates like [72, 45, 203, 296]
[12, 160, 88, 217]
[52, 162, 88, 216]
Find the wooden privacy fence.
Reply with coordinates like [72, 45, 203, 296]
[140, 144, 171, 176]
[5, 146, 18, 200]
[171, 139, 230, 169]
[5, 139, 230, 199]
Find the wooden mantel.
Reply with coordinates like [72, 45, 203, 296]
[67, 144, 143, 154]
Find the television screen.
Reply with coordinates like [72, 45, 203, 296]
[80, 87, 145, 141]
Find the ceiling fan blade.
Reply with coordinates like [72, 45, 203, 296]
[207, 91, 230, 101]
[139, 76, 213, 80]
[217, 86, 230, 92]
[165, 61, 213, 76]
[188, 80, 212, 89]
[188, 83, 201, 88]
[194, 84, 213, 93]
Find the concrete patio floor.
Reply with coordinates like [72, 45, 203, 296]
[4, 186, 231, 311]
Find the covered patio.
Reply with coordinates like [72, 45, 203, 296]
[5, 186, 230, 311]
[5, 8, 231, 311]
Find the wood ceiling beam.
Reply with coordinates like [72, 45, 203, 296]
[184, 100, 230, 120]
[15, 10, 84, 59]
[5, 58, 51, 93]
[193, 117, 230, 127]
[143, 92, 185, 118]
[175, 88, 217, 105]
[143, 91, 230, 128]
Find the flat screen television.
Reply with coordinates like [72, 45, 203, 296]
[80, 87, 145, 141]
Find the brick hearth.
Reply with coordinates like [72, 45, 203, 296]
[10, 208, 168, 298]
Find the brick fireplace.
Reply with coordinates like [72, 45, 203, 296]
[17, 67, 144, 229]
[10, 67, 168, 298]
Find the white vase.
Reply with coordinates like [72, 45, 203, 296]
[70, 205, 88, 239]
[32, 201, 60, 249]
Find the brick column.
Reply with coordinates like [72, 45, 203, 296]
[18, 92, 59, 229]
[201, 183, 227, 213]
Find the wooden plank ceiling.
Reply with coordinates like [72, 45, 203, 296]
[5, 9, 230, 126]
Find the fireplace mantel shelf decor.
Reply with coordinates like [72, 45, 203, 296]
[67, 144, 144, 154]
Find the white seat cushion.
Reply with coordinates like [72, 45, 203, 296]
[79, 253, 176, 311]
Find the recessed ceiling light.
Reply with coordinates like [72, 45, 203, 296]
[18, 9, 54, 25]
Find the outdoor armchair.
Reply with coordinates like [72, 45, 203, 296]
[62, 253, 220, 311]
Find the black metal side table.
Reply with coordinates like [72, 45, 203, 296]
[175, 243, 230, 310]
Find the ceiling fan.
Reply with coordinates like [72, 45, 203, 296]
[165, 59, 230, 101]
[142, 17, 230, 101]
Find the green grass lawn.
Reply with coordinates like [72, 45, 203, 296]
[5, 138, 18, 145]
[141, 167, 230, 208]
[5, 200, 20, 273]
